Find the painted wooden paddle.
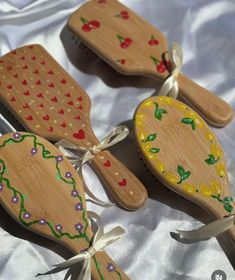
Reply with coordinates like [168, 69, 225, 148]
[0, 44, 147, 211]
[133, 96, 235, 242]
[68, 0, 233, 127]
[0, 132, 129, 280]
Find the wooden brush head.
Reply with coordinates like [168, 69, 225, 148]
[133, 96, 235, 222]
[0, 45, 97, 147]
[68, 0, 169, 79]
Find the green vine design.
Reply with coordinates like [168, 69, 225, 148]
[154, 102, 167, 121]
[141, 133, 160, 154]
[177, 165, 191, 184]
[211, 194, 234, 213]
[181, 117, 196, 130]
[0, 134, 122, 280]
[205, 154, 219, 165]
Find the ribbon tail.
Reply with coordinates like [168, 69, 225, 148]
[78, 258, 91, 280]
[173, 215, 235, 242]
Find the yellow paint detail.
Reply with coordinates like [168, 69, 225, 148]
[165, 172, 178, 184]
[216, 163, 226, 178]
[200, 181, 223, 197]
[211, 181, 222, 196]
[183, 184, 197, 194]
[210, 143, 222, 158]
[205, 131, 214, 142]
[142, 100, 152, 107]
[184, 111, 204, 128]
[155, 161, 165, 173]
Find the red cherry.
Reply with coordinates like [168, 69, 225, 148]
[120, 59, 126, 65]
[149, 39, 159, 46]
[121, 11, 129, 19]
[89, 20, 100, 29]
[120, 42, 128, 49]
[82, 24, 91, 32]
[157, 62, 166, 73]
[125, 38, 132, 46]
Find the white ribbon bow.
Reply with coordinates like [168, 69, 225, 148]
[55, 126, 129, 207]
[37, 212, 125, 280]
[158, 43, 183, 99]
[172, 214, 235, 242]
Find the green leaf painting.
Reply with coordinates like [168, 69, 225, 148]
[181, 117, 196, 130]
[154, 102, 167, 121]
[177, 165, 191, 184]
[205, 154, 219, 165]
[142, 133, 157, 143]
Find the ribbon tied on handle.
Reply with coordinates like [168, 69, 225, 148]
[172, 214, 235, 242]
[158, 43, 183, 99]
[55, 126, 129, 207]
[37, 212, 125, 280]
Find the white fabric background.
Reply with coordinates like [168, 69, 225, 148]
[0, 0, 235, 279]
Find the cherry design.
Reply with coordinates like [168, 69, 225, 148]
[80, 17, 100, 32]
[116, 59, 126, 65]
[118, 178, 127, 187]
[150, 56, 166, 73]
[103, 160, 111, 167]
[148, 35, 159, 46]
[117, 34, 132, 49]
[115, 11, 129, 20]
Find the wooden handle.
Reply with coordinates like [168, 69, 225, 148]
[178, 74, 234, 127]
[90, 150, 148, 210]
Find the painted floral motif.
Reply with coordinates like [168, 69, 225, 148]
[107, 263, 116, 272]
[181, 111, 204, 130]
[115, 11, 129, 20]
[211, 194, 233, 213]
[116, 34, 133, 49]
[148, 35, 159, 46]
[150, 56, 166, 73]
[0, 183, 4, 192]
[177, 165, 191, 184]
[31, 147, 37, 155]
[80, 17, 100, 32]
[11, 196, 19, 204]
[154, 102, 167, 121]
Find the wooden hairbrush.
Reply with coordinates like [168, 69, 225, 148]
[0, 44, 147, 211]
[0, 132, 129, 279]
[68, 0, 233, 127]
[133, 96, 235, 243]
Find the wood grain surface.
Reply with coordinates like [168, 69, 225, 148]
[134, 96, 235, 242]
[0, 132, 129, 280]
[0, 44, 148, 210]
[68, 0, 233, 127]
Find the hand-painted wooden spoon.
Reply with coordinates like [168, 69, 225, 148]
[68, 0, 233, 127]
[133, 96, 235, 242]
[0, 44, 147, 211]
[0, 132, 129, 279]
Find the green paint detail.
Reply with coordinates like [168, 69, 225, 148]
[150, 56, 159, 65]
[149, 147, 160, 153]
[181, 117, 196, 130]
[80, 17, 88, 24]
[142, 133, 157, 143]
[211, 194, 234, 213]
[154, 102, 167, 121]
[205, 154, 219, 165]
[116, 270, 122, 280]
[177, 165, 191, 184]
[0, 134, 122, 280]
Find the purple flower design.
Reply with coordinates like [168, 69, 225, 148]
[31, 147, 37, 155]
[55, 224, 63, 232]
[65, 172, 72, 179]
[71, 189, 79, 197]
[107, 263, 116, 272]
[11, 196, 19, 204]
[39, 219, 47, 225]
[23, 212, 31, 219]
[0, 183, 4, 192]
[75, 223, 84, 232]
[13, 132, 21, 140]
[55, 155, 63, 162]
[75, 203, 83, 211]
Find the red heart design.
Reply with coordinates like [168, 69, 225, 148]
[40, 61, 45, 65]
[33, 69, 39, 74]
[22, 65, 28, 69]
[59, 109, 64, 115]
[73, 129, 85, 140]
[60, 79, 67, 84]
[35, 80, 41, 85]
[103, 160, 111, 167]
[48, 82, 54, 87]
[23, 91, 30, 96]
[67, 101, 73, 105]
[118, 179, 127, 187]
[77, 105, 83, 110]
[47, 70, 54, 75]
[43, 115, 49, 121]
[48, 126, 53, 132]
[38, 103, 44, 108]
[6, 66, 12, 71]
[23, 103, 29, 109]
[11, 50, 16, 55]
[21, 56, 25, 60]
[37, 93, 44, 98]
[31, 56, 36, 60]
[77, 96, 82, 101]
[7, 85, 13, 89]
[13, 74, 18, 78]
[22, 80, 27, 85]
[10, 96, 16, 102]
[61, 122, 66, 128]
[65, 92, 71, 97]
[26, 115, 33, 121]
[74, 115, 80, 120]
[51, 96, 57, 102]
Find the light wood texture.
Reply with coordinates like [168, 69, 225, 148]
[68, 0, 234, 127]
[0, 45, 147, 211]
[134, 96, 235, 242]
[0, 132, 129, 280]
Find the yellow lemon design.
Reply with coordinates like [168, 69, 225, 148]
[155, 160, 165, 173]
[165, 172, 179, 184]
[143, 100, 152, 108]
[182, 184, 197, 194]
[200, 184, 212, 197]
[210, 143, 222, 158]
[205, 131, 214, 142]
[210, 181, 222, 196]
[216, 163, 226, 178]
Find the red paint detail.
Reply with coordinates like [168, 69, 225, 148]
[7, 85, 13, 89]
[48, 126, 53, 132]
[103, 160, 111, 167]
[11, 50, 17, 55]
[61, 122, 66, 128]
[23, 91, 30, 96]
[98, 0, 106, 3]
[89, 20, 100, 29]
[59, 109, 64, 115]
[26, 115, 33, 121]
[51, 96, 57, 102]
[81, 17, 100, 32]
[40, 61, 45, 65]
[13, 74, 18, 78]
[38, 103, 44, 108]
[31, 56, 36, 60]
[73, 129, 85, 140]
[60, 78, 67, 84]
[22, 65, 28, 69]
[42, 114, 50, 121]
[156, 62, 166, 73]
[35, 80, 41, 85]
[22, 79, 27, 85]
[10, 96, 16, 102]
[65, 92, 71, 97]
[48, 82, 54, 87]
[0, 59, 4, 63]
[37, 93, 44, 98]
[33, 69, 39, 74]
[118, 178, 127, 187]
[67, 100, 74, 105]
[21, 56, 25, 60]
[74, 115, 80, 120]
[120, 11, 129, 20]
[23, 103, 29, 109]
[28, 45, 34, 49]
[77, 96, 82, 101]
[47, 70, 54, 75]
[77, 105, 83, 110]
[82, 24, 91, 32]
[148, 39, 159, 46]
[6, 66, 12, 71]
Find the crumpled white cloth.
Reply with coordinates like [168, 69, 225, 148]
[0, 0, 235, 279]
